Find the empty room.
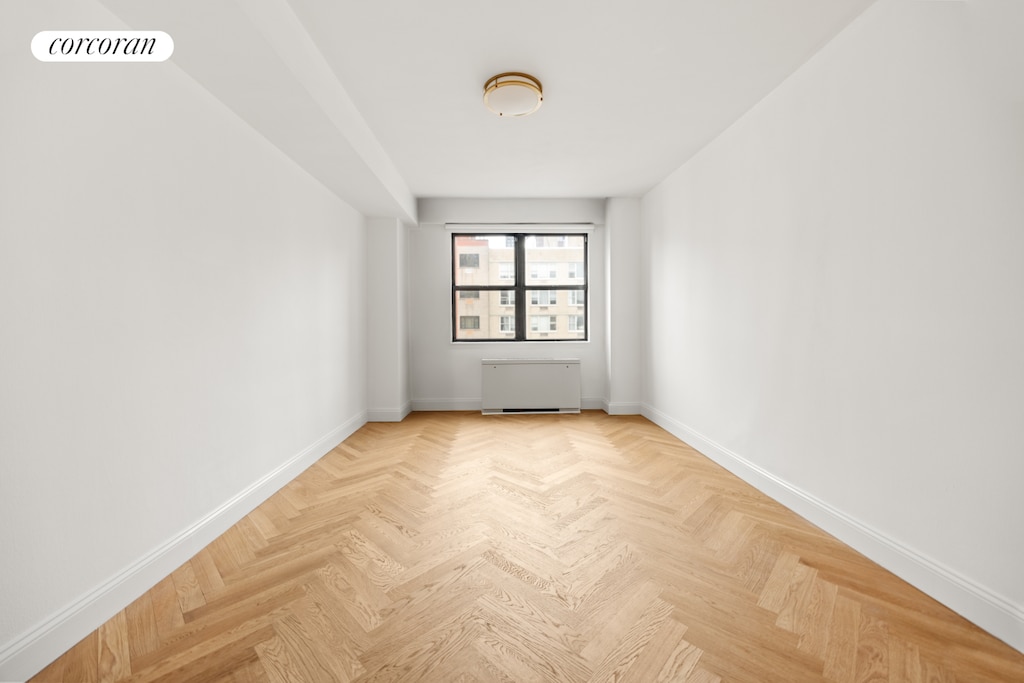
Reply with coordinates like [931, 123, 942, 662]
[2, 0, 1023, 681]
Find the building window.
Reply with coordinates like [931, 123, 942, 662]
[529, 262, 558, 280]
[531, 315, 558, 332]
[452, 233, 588, 342]
[530, 290, 557, 306]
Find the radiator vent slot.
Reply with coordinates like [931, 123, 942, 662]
[481, 359, 581, 415]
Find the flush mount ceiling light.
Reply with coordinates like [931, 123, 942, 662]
[483, 72, 543, 117]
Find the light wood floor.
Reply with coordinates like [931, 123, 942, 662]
[31, 411, 1024, 682]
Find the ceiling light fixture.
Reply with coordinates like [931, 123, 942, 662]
[483, 72, 543, 117]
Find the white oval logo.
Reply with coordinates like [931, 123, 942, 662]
[31, 31, 174, 62]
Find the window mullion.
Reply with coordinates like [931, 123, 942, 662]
[583, 233, 589, 341]
[515, 234, 526, 340]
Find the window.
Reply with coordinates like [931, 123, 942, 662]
[530, 290, 557, 306]
[531, 315, 558, 332]
[530, 262, 558, 280]
[452, 233, 588, 341]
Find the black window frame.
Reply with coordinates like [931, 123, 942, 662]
[452, 232, 588, 342]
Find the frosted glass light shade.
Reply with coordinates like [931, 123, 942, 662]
[483, 72, 543, 117]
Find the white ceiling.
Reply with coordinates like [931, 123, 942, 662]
[288, 0, 875, 198]
[99, 0, 876, 217]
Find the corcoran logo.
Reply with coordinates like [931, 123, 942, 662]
[31, 31, 173, 62]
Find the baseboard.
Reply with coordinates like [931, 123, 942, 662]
[640, 403, 1024, 654]
[0, 411, 367, 683]
[412, 398, 604, 413]
[603, 401, 642, 415]
[367, 402, 412, 422]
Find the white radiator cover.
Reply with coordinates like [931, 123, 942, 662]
[481, 359, 581, 414]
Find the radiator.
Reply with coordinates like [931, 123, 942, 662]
[481, 359, 581, 414]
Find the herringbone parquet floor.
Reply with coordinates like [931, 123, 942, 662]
[30, 412, 1024, 682]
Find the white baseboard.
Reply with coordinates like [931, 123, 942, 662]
[0, 411, 367, 683]
[411, 398, 604, 413]
[640, 403, 1024, 655]
[603, 401, 642, 415]
[367, 402, 412, 422]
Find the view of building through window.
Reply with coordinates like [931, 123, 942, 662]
[452, 233, 587, 341]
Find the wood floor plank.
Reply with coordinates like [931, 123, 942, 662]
[222, 657, 272, 683]
[124, 592, 161, 665]
[775, 561, 818, 632]
[359, 608, 483, 683]
[27, 412, 1024, 682]
[856, 611, 891, 683]
[887, 637, 923, 683]
[589, 598, 675, 683]
[582, 580, 663, 663]
[614, 611, 698, 683]
[125, 622, 275, 683]
[797, 573, 840, 659]
[475, 588, 591, 683]
[686, 669, 723, 683]
[301, 574, 373, 655]
[97, 609, 131, 683]
[825, 593, 863, 683]
[257, 603, 357, 683]
[170, 561, 206, 615]
[147, 575, 185, 643]
[756, 550, 802, 612]
[189, 548, 226, 601]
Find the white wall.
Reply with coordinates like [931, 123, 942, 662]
[640, 0, 1024, 651]
[367, 218, 411, 421]
[411, 198, 608, 410]
[604, 198, 642, 414]
[0, 1, 368, 678]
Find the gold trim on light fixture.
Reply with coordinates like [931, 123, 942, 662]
[483, 72, 543, 117]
